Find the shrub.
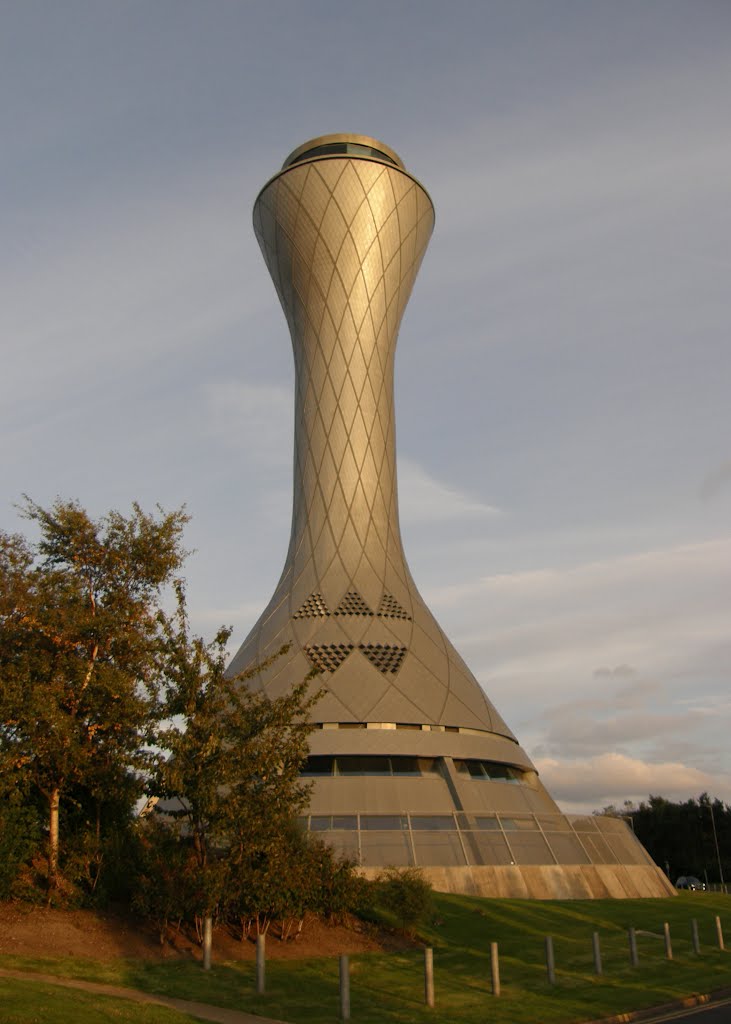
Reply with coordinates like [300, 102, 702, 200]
[0, 801, 40, 899]
[375, 866, 433, 935]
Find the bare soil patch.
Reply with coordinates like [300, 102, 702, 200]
[0, 902, 409, 963]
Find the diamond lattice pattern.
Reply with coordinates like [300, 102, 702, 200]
[226, 154, 515, 738]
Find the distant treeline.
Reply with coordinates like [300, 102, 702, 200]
[601, 795, 730, 885]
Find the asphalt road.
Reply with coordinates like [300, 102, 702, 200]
[641, 998, 731, 1023]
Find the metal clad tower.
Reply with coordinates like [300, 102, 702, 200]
[229, 135, 674, 898]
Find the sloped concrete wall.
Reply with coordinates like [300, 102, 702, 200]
[361, 863, 676, 899]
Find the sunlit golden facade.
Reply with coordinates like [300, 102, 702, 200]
[229, 135, 673, 898]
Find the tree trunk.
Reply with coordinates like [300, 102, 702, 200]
[48, 787, 60, 894]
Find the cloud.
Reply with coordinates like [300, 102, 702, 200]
[429, 538, 731, 684]
[594, 664, 635, 679]
[397, 458, 499, 525]
[414, 538, 731, 798]
[700, 460, 731, 501]
[539, 708, 702, 759]
[0, 162, 267, 417]
[535, 752, 731, 810]
[204, 378, 292, 464]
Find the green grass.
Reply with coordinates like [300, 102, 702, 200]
[0, 978, 199, 1024]
[1, 892, 730, 1023]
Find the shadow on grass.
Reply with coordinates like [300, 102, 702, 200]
[1, 892, 730, 1024]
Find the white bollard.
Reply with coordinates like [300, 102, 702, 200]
[691, 919, 700, 955]
[202, 915, 212, 971]
[592, 931, 602, 975]
[490, 941, 500, 996]
[663, 921, 673, 960]
[424, 947, 435, 1007]
[339, 954, 350, 1020]
[545, 935, 556, 985]
[628, 926, 639, 967]
[256, 934, 266, 994]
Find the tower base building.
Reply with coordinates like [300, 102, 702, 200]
[229, 135, 673, 898]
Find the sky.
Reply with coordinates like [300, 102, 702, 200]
[2, 0, 730, 815]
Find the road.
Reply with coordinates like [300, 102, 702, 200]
[640, 998, 731, 1023]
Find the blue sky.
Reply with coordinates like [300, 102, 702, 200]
[2, 1, 730, 813]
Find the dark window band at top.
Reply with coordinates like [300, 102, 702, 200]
[285, 142, 399, 169]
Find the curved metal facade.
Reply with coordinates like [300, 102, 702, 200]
[230, 137, 517, 738]
[229, 136, 673, 898]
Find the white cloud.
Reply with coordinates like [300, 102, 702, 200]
[204, 378, 292, 464]
[414, 538, 731, 806]
[430, 537, 731, 686]
[594, 664, 635, 679]
[535, 752, 731, 812]
[0, 164, 267, 414]
[700, 460, 731, 502]
[397, 458, 499, 525]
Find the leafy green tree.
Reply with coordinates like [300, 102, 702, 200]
[149, 583, 321, 952]
[0, 498, 188, 893]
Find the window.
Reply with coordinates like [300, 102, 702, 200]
[410, 816, 455, 831]
[453, 759, 525, 784]
[300, 756, 440, 778]
[287, 142, 398, 168]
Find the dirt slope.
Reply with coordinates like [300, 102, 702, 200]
[0, 902, 403, 962]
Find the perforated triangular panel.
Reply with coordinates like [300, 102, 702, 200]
[304, 643, 353, 673]
[377, 593, 411, 620]
[293, 593, 331, 619]
[333, 591, 374, 617]
[358, 643, 407, 674]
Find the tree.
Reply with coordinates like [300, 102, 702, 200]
[0, 497, 188, 893]
[601, 793, 731, 885]
[148, 582, 322, 954]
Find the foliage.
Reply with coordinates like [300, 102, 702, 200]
[600, 793, 731, 884]
[1, 494, 367, 936]
[0, 497, 188, 893]
[224, 826, 367, 940]
[145, 582, 325, 939]
[375, 866, 433, 935]
[132, 815, 197, 945]
[0, 797, 40, 899]
[307, 835, 369, 922]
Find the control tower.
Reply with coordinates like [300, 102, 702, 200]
[228, 135, 673, 898]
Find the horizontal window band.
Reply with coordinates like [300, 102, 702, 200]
[301, 755, 527, 783]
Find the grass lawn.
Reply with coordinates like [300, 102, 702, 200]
[0, 978, 199, 1024]
[1, 892, 730, 1023]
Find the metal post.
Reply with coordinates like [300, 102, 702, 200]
[545, 935, 556, 985]
[628, 926, 639, 967]
[592, 931, 602, 975]
[339, 954, 350, 1020]
[715, 915, 725, 951]
[256, 934, 266, 994]
[709, 801, 726, 893]
[202, 915, 212, 971]
[663, 922, 673, 960]
[490, 942, 500, 996]
[691, 919, 700, 955]
[424, 947, 435, 1007]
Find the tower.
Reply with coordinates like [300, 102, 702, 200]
[229, 135, 673, 898]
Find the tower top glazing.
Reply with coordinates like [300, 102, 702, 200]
[282, 133, 405, 171]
